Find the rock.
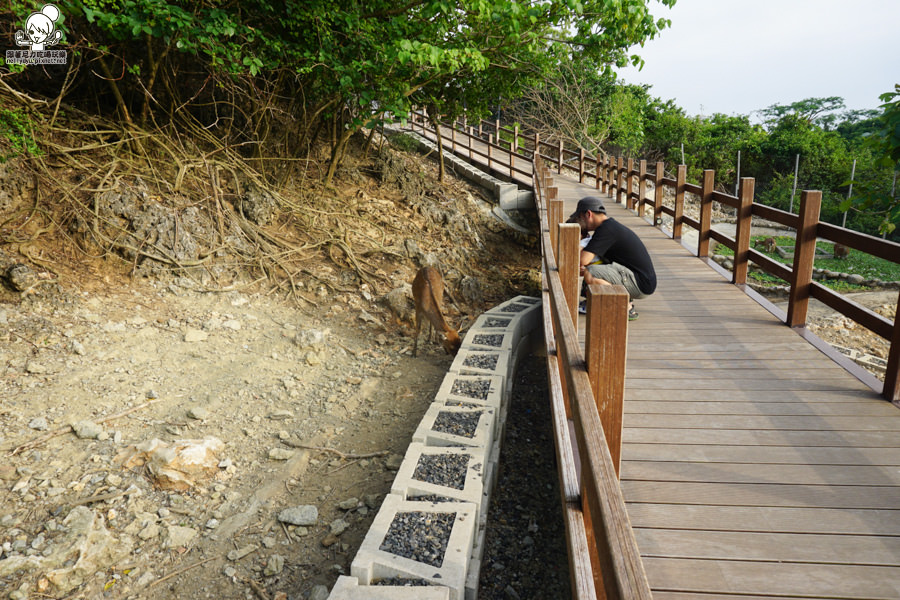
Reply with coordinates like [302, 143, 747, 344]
[337, 498, 359, 511]
[380, 284, 413, 322]
[294, 328, 328, 349]
[227, 544, 257, 561]
[138, 523, 160, 540]
[183, 328, 208, 342]
[0, 506, 133, 594]
[28, 417, 49, 431]
[25, 361, 49, 374]
[4, 263, 37, 291]
[187, 406, 209, 420]
[278, 505, 318, 527]
[321, 533, 339, 548]
[330, 519, 349, 536]
[268, 410, 293, 420]
[309, 584, 330, 600]
[268, 448, 294, 461]
[71, 420, 103, 439]
[116, 437, 225, 491]
[264, 554, 284, 576]
[0, 465, 17, 480]
[222, 319, 241, 331]
[385, 454, 404, 470]
[848, 273, 865, 285]
[164, 525, 197, 549]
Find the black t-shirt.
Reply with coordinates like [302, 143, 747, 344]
[584, 217, 657, 294]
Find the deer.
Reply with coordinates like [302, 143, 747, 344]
[412, 266, 461, 358]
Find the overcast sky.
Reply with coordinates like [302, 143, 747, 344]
[616, 0, 900, 120]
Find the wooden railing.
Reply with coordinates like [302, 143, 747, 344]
[533, 155, 650, 600]
[405, 109, 900, 403]
[596, 158, 900, 403]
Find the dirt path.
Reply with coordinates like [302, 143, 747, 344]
[1, 279, 468, 599]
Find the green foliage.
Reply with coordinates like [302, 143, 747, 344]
[0, 108, 42, 162]
[841, 85, 900, 234]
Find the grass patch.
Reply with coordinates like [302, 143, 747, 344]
[714, 236, 900, 290]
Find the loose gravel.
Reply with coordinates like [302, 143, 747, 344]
[379, 511, 456, 567]
[472, 333, 504, 347]
[449, 378, 492, 400]
[462, 353, 499, 370]
[432, 410, 481, 438]
[412, 453, 470, 489]
[478, 353, 570, 599]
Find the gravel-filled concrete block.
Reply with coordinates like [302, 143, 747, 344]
[327, 575, 450, 599]
[411, 403, 495, 451]
[351, 495, 477, 600]
[435, 374, 504, 411]
[391, 444, 485, 519]
[449, 349, 512, 390]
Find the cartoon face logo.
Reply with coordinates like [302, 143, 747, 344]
[15, 4, 63, 52]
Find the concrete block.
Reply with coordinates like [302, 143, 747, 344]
[351, 495, 477, 600]
[449, 349, 512, 390]
[460, 328, 516, 353]
[435, 374, 504, 410]
[391, 443, 485, 519]
[328, 575, 450, 599]
[411, 403, 496, 451]
[483, 296, 542, 340]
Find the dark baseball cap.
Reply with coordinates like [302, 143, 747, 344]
[568, 196, 606, 221]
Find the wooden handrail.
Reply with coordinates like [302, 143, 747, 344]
[534, 155, 650, 600]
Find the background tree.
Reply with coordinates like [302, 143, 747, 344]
[841, 85, 900, 234]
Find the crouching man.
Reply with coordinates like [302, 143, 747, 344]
[570, 196, 656, 320]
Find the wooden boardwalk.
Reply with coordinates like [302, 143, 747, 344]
[553, 175, 900, 600]
[410, 122, 900, 597]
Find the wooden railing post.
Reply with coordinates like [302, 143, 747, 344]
[787, 190, 821, 327]
[604, 156, 613, 197]
[654, 161, 665, 226]
[513, 124, 519, 153]
[533, 132, 540, 161]
[596, 155, 602, 191]
[558, 139, 564, 174]
[559, 223, 581, 324]
[451, 123, 456, 152]
[673, 164, 686, 240]
[732, 177, 755, 284]
[468, 127, 474, 160]
[636, 159, 646, 213]
[698, 170, 715, 257]
[509, 145, 515, 178]
[579, 148, 586, 184]
[584, 284, 629, 477]
[549, 188, 560, 259]
[885, 294, 900, 403]
[616, 156, 625, 205]
[488, 134, 493, 170]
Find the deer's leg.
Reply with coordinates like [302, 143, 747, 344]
[413, 313, 422, 357]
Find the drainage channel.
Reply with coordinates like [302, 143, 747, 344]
[325, 296, 542, 600]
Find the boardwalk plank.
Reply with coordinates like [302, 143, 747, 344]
[622, 442, 900, 465]
[640, 557, 900, 599]
[627, 503, 900, 535]
[622, 460, 900, 486]
[621, 480, 898, 509]
[634, 529, 900, 565]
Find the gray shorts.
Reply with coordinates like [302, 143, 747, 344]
[585, 263, 646, 300]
